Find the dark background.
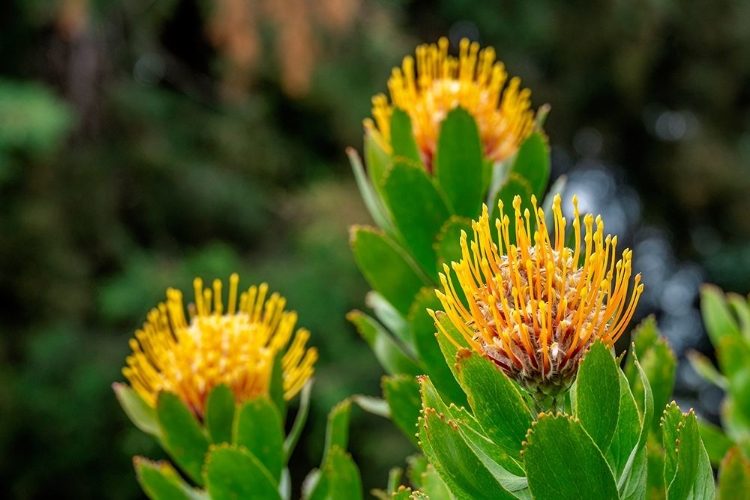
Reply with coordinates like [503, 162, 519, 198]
[1, 0, 749, 497]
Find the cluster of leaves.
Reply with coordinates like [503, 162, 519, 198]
[348, 106, 550, 418]
[116, 377, 366, 500]
[688, 286, 750, 496]
[377, 313, 712, 499]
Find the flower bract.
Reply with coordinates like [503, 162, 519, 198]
[365, 37, 537, 172]
[123, 274, 317, 417]
[434, 195, 643, 406]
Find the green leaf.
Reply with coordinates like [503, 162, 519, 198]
[641, 342, 677, 433]
[205, 385, 235, 444]
[406, 455, 452, 499]
[347, 310, 423, 377]
[575, 340, 621, 454]
[662, 403, 714, 500]
[698, 419, 735, 467]
[350, 226, 427, 315]
[205, 445, 281, 500]
[716, 334, 750, 381]
[524, 414, 619, 500]
[364, 129, 392, 201]
[284, 380, 312, 462]
[234, 396, 284, 483]
[619, 445, 647, 500]
[408, 288, 466, 406]
[432, 310, 470, 383]
[307, 446, 364, 500]
[419, 375, 525, 481]
[508, 132, 550, 199]
[607, 371, 641, 483]
[455, 350, 532, 462]
[701, 284, 741, 345]
[718, 446, 750, 500]
[157, 392, 210, 486]
[113, 383, 162, 440]
[381, 159, 451, 279]
[134, 457, 201, 500]
[383, 375, 422, 447]
[727, 293, 750, 342]
[433, 107, 485, 218]
[687, 349, 728, 390]
[390, 109, 424, 169]
[434, 216, 473, 270]
[323, 400, 352, 463]
[419, 407, 511, 499]
[348, 148, 396, 236]
[624, 316, 659, 383]
[391, 488, 412, 500]
[367, 291, 414, 350]
[647, 440, 666, 499]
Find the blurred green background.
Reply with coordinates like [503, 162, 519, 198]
[2, 0, 750, 498]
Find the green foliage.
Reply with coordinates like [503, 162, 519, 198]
[234, 397, 285, 483]
[134, 458, 204, 500]
[524, 414, 619, 500]
[717, 446, 750, 500]
[157, 392, 211, 486]
[433, 108, 485, 218]
[348, 104, 552, 417]
[303, 401, 364, 500]
[205, 445, 281, 500]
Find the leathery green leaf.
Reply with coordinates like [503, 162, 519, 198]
[419, 407, 511, 499]
[433, 107, 485, 218]
[701, 284, 741, 345]
[508, 132, 550, 199]
[419, 375, 525, 481]
[234, 396, 284, 483]
[347, 310, 423, 377]
[718, 446, 750, 500]
[205, 384, 235, 445]
[348, 147, 395, 236]
[323, 400, 352, 463]
[455, 350, 532, 461]
[367, 291, 414, 350]
[524, 414, 619, 500]
[134, 457, 200, 500]
[381, 159, 451, 280]
[408, 288, 466, 406]
[306, 446, 363, 500]
[156, 392, 210, 486]
[662, 403, 715, 500]
[350, 226, 426, 315]
[113, 383, 162, 441]
[364, 129, 392, 201]
[698, 419, 734, 467]
[383, 375, 422, 447]
[390, 109, 424, 169]
[434, 216, 473, 271]
[606, 370, 640, 482]
[205, 445, 280, 500]
[575, 340, 621, 454]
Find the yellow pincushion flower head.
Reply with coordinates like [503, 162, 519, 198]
[433, 195, 643, 408]
[123, 274, 318, 418]
[365, 37, 537, 173]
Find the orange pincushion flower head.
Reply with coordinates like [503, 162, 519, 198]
[123, 274, 318, 418]
[365, 37, 537, 173]
[433, 195, 643, 407]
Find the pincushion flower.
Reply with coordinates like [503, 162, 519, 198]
[433, 195, 643, 407]
[365, 37, 537, 172]
[123, 274, 317, 418]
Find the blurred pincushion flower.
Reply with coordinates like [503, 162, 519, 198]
[123, 274, 317, 418]
[365, 37, 537, 172]
[433, 195, 643, 407]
